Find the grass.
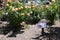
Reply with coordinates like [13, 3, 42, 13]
[25, 24, 30, 29]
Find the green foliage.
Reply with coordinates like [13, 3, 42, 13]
[2, 1, 60, 27]
[3, 2, 31, 27]
[0, 11, 4, 19]
[25, 24, 30, 29]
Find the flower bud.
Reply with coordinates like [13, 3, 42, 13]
[6, 4, 9, 6]
[21, 13, 24, 16]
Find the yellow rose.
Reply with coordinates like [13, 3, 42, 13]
[15, 8, 19, 11]
[25, 6, 28, 8]
[21, 13, 24, 16]
[7, 0, 11, 2]
[27, 13, 30, 16]
[25, 6, 31, 8]
[46, 5, 49, 8]
[52, 0, 55, 2]
[10, 6, 12, 8]
[27, 6, 31, 8]
[30, 11, 32, 13]
[20, 22, 25, 26]
[21, 6, 23, 9]
[6, 4, 9, 6]
[19, 7, 23, 10]
[12, 7, 15, 11]
[18, 8, 21, 10]
[12, 9, 15, 11]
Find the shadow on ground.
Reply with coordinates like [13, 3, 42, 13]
[32, 27, 60, 40]
[0, 24, 24, 37]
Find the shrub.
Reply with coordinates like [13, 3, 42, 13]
[3, 2, 31, 29]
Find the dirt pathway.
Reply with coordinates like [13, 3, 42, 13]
[0, 21, 60, 40]
[0, 24, 40, 40]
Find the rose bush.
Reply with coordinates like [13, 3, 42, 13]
[3, 2, 32, 29]
[2, 0, 60, 28]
